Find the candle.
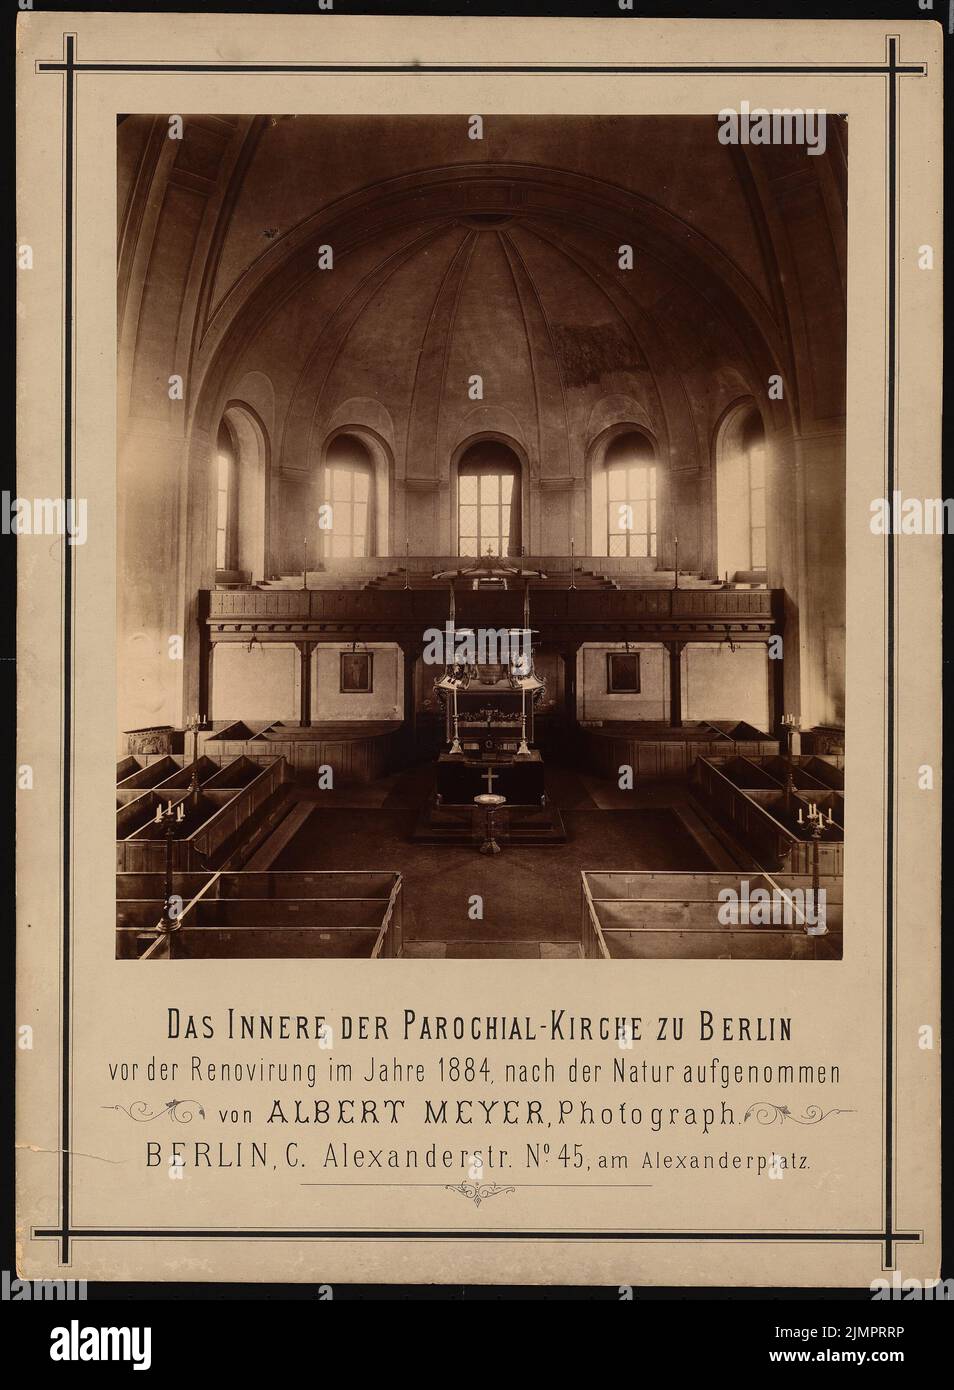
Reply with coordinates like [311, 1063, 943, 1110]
[797, 809, 804, 825]
[154, 806, 162, 823]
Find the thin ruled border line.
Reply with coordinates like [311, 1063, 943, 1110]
[33, 1227, 921, 1245]
[31, 32, 921, 1269]
[36, 61, 928, 76]
[884, 33, 899, 1279]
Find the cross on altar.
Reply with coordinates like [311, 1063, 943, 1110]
[481, 766, 499, 795]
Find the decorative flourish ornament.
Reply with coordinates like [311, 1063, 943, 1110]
[743, 1101, 854, 1126]
[102, 1099, 206, 1124]
[446, 1181, 515, 1207]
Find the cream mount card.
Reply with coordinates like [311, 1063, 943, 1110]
[15, 13, 942, 1288]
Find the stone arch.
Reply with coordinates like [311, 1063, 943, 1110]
[585, 422, 663, 562]
[219, 400, 270, 582]
[713, 397, 766, 581]
[318, 422, 393, 558]
[450, 430, 530, 557]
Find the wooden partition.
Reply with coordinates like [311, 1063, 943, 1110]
[581, 870, 842, 960]
[581, 724, 779, 783]
[115, 756, 292, 872]
[126, 870, 403, 960]
[692, 755, 844, 874]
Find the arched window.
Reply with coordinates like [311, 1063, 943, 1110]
[324, 434, 374, 559]
[716, 405, 767, 578]
[215, 420, 235, 570]
[743, 415, 766, 569]
[217, 403, 269, 582]
[457, 439, 522, 557]
[604, 433, 656, 558]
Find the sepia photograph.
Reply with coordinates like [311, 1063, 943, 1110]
[14, 3, 944, 1319]
[115, 111, 846, 962]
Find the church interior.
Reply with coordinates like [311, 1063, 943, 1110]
[115, 113, 846, 961]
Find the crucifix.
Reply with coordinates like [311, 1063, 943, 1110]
[481, 766, 499, 795]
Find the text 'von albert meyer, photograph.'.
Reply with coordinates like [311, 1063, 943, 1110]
[115, 111, 846, 963]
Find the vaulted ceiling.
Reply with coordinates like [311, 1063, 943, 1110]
[118, 113, 847, 481]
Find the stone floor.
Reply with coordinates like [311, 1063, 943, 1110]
[270, 762, 723, 957]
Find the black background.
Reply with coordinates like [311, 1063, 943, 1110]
[1, 0, 950, 1364]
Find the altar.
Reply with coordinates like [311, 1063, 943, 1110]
[415, 615, 564, 843]
[436, 750, 546, 807]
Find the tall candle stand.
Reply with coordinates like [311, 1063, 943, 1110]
[448, 683, 463, 757]
[185, 711, 205, 810]
[780, 712, 799, 814]
[154, 798, 185, 933]
[805, 804, 828, 936]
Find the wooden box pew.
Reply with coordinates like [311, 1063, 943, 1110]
[742, 789, 844, 839]
[116, 790, 173, 840]
[148, 754, 221, 790]
[245, 721, 404, 782]
[116, 757, 292, 873]
[795, 789, 851, 828]
[581, 870, 842, 961]
[759, 755, 842, 794]
[116, 789, 155, 820]
[115, 871, 217, 959]
[580, 722, 778, 784]
[117, 788, 158, 809]
[124, 791, 227, 840]
[801, 755, 845, 791]
[133, 870, 403, 960]
[200, 722, 275, 758]
[692, 757, 844, 875]
[200, 755, 263, 790]
[116, 755, 179, 790]
[715, 755, 782, 790]
[213, 870, 400, 900]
